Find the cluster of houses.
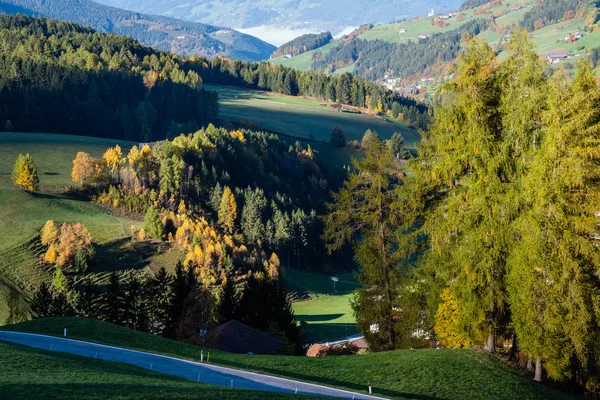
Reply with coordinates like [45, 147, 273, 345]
[564, 31, 585, 43]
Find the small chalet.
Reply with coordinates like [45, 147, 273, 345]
[418, 33, 432, 40]
[207, 320, 284, 355]
[547, 51, 569, 64]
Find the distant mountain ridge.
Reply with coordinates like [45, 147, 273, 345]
[0, 0, 276, 61]
[93, 0, 465, 45]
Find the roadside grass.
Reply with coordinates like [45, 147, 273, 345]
[0, 341, 300, 400]
[206, 84, 418, 144]
[2, 317, 575, 400]
[283, 267, 360, 342]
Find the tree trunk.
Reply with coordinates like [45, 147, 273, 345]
[508, 332, 518, 361]
[526, 358, 533, 371]
[485, 332, 496, 353]
[534, 356, 543, 382]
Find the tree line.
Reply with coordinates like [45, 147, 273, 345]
[30, 264, 301, 353]
[520, 0, 589, 31]
[325, 32, 600, 392]
[0, 14, 218, 142]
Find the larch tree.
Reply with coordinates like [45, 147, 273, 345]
[507, 63, 600, 382]
[40, 220, 59, 246]
[102, 145, 125, 183]
[12, 153, 39, 192]
[72, 152, 101, 187]
[218, 186, 237, 234]
[324, 135, 412, 350]
[411, 36, 510, 351]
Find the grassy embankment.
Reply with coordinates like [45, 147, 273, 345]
[1, 317, 575, 400]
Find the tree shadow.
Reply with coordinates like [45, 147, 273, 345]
[91, 238, 162, 273]
[295, 314, 344, 322]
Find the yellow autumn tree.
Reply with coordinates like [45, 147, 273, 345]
[434, 288, 472, 348]
[44, 243, 58, 264]
[218, 186, 237, 234]
[40, 220, 59, 246]
[102, 145, 125, 182]
[72, 152, 101, 186]
[57, 222, 93, 268]
[12, 153, 39, 192]
[266, 253, 280, 278]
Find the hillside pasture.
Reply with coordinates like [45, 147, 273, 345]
[283, 267, 360, 342]
[0, 133, 182, 324]
[207, 84, 418, 144]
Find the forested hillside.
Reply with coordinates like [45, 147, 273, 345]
[0, 14, 218, 141]
[312, 19, 488, 81]
[0, 0, 275, 61]
[272, 32, 332, 58]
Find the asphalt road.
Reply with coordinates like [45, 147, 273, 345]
[0, 331, 386, 400]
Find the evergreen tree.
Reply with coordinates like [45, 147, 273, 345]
[74, 278, 97, 318]
[324, 135, 409, 350]
[148, 267, 173, 335]
[390, 132, 410, 160]
[144, 206, 165, 240]
[218, 186, 237, 234]
[241, 188, 267, 243]
[329, 126, 347, 148]
[101, 272, 124, 324]
[218, 273, 239, 323]
[12, 153, 39, 192]
[30, 282, 53, 318]
[50, 291, 74, 317]
[52, 267, 69, 292]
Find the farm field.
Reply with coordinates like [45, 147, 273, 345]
[0, 341, 298, 400]
[282, 267, 360, 342]
[1, 317, 576, 400]
[0, 133, 183, 324]
[270, 41, 338, 71]
[207, 84, 418, 144]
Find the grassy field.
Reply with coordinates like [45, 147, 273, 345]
[207, 84, 419, 144]
[0, 133, 183, 324]
[270, 42, 338, 71]
[282, 267, 360, 342]
[0, 341, 301, 400]
[2, 317, 575, 400]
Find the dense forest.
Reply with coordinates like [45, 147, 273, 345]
[520, 0, 588, 31]
[0, 14, 218, 141]
[272, 32, 332, 58]
[0, 0, 275, 61]
[311, 19, 488, 82]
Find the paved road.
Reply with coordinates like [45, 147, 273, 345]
[0, 331, 386, 400]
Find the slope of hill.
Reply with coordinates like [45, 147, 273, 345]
[1, 341, 296, 400]
[273, 0, 600, 89]
[93, 0, 465, 45]
[1, 317, 576, 400]
[0, 0, 275, 61]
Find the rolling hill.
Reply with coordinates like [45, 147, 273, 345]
[93, 0, 465, 46]
[0, 0, 275, 61]
[272, 0, 600, 90]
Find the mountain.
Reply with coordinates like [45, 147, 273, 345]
[0, 0, 276, 61]
[92, 0, 465, 45]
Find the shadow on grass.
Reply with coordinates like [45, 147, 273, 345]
[295, 314, 344, 322]
[92, 238, 159, 273]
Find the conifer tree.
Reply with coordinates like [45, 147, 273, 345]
[218, 186, 237, 234]
[390, 132, 410, 160]
[144, 206, 165, 240]
[324, 135, 409, 350]
[12, 153, 39, 192]
[30, 282, 53, 318]
[507, 63, 600, 382]
[52, 267, 69, 292]
[218, 273, 239, 323]
[411, 36, 508, 351]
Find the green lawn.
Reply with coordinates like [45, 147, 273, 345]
[270, 42, 338, 71]
[0, 341, 300, 400]
[207, 84, 418, 144]
[283, 267, 360, 342]
[2, 317, 575, 400]
[0, 133, 182, 324]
